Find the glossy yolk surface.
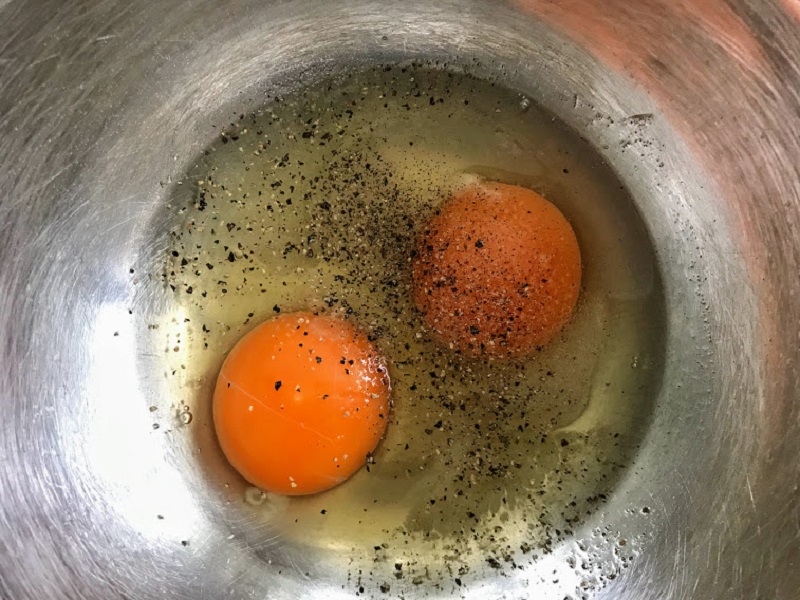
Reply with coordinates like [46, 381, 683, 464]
[412, 181, 581, 356]
[213, 312, 391, 495]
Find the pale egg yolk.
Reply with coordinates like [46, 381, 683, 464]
[412, 181, 581, 356]
[213, 312, 391, 495]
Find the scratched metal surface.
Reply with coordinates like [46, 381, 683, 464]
[0, 0, 798, 599]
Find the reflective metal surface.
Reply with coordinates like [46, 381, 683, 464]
[1, 1, 798, 599]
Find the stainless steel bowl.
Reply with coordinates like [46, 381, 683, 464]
[1, 1, 798, 598]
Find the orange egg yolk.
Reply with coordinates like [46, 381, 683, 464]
[412, 181, 581, 356]
[213, 312, 391, 495]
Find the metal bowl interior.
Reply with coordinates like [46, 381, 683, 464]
[0, 1, 798, 599]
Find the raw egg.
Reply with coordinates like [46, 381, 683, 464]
[412, 180, 581, 356]
[213, 312, 391, 495]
